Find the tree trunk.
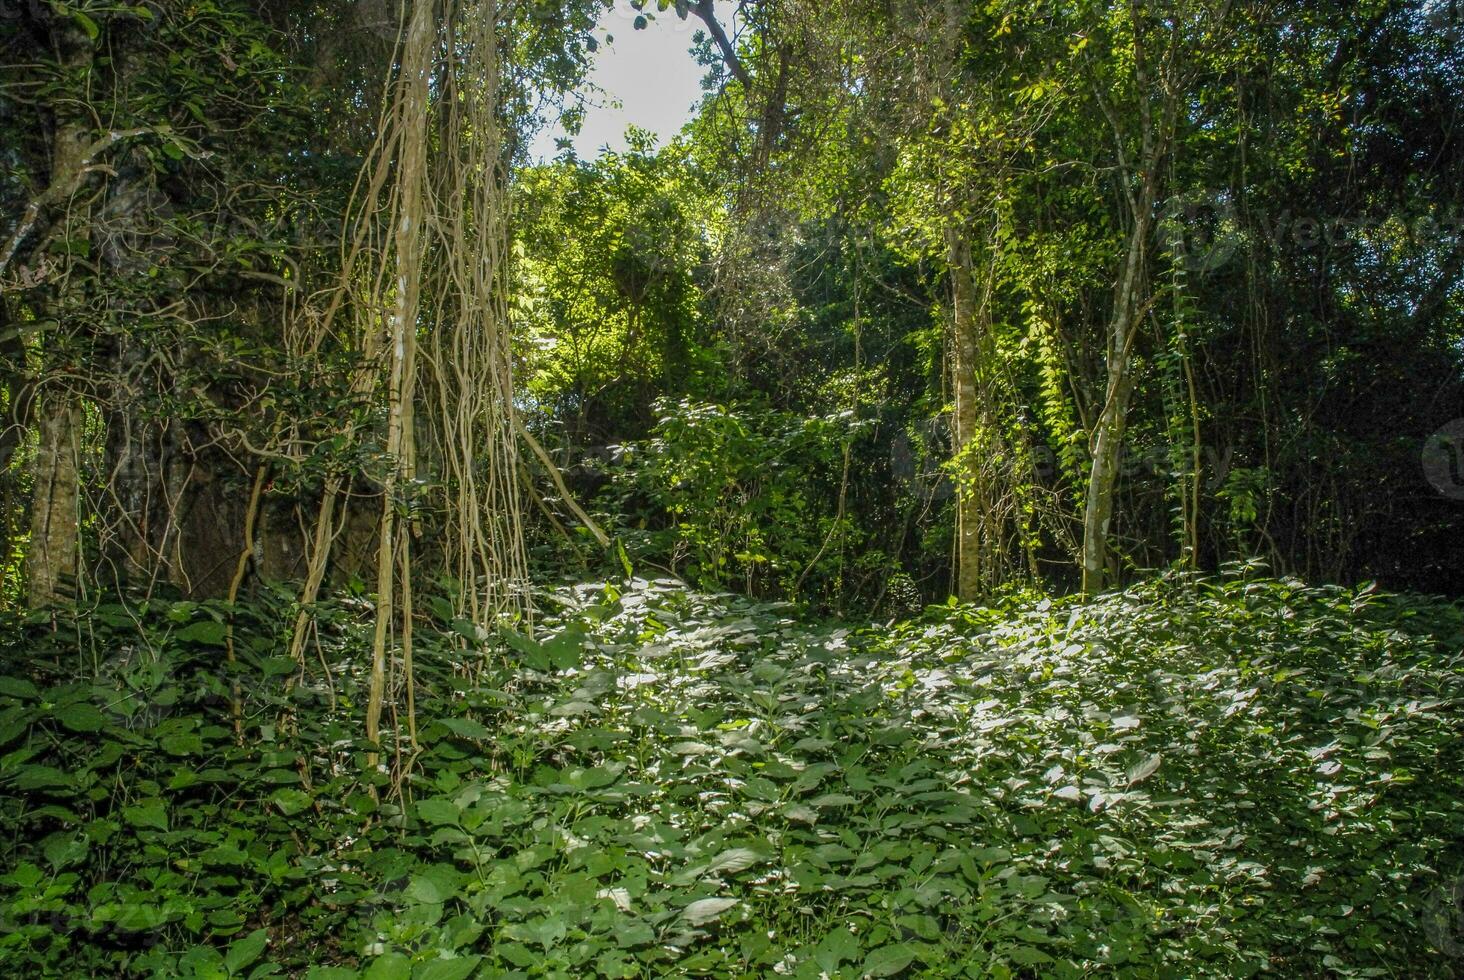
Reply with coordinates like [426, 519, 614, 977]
[96, 138, 187, 595]
[367, 0, 432, 764]
[1081, 192, 1152, 594]
[25, 16, 94, 607]
[947, 228, 984, 602]
[27, 395, 82, 605]
[1080, 359, 1137, 593]
[0, 302, 24, 585]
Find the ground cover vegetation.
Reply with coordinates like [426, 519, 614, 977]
[2, 574, 1462, 976]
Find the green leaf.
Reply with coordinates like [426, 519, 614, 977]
[704, 847, 764, 876]
[1007, 945, 1055, 966]
[71, 10, 100, 40]
[175, 619, 228, 645]
[450, 618, 487, 644]
[270, 788, 313, 816]
[597, 886, 632, 911]
[1125, 752, 1162, 786]
[224, 928, 268, 974]
[615, 920, 656, 949]
[439, 717, 492, 740]
[781, 803, 817, 824]
[681, 897, 738, 926]
[502, 631, 550, 672]
[43, 835, 88, 870]
[55, 702, 105, 732]
[549, 700, 596, 717]
[14, 765, 71, 790]
[863, 943, 918, 977]
[363, 953, 412, 980]
[413, 957, 481, 980]
[416, 798, 461, 826]
[123, 800, 168, 831]
[161, 733, 205, 756]
[809, 792, 858, 807]
[0, 676, 39, 700]
[405, 865, 461, 904]
[815, 927, 861, 970]
[260, 656, 298, 678]
[543, 634, 584, 671]
[2, 863, 44, 889]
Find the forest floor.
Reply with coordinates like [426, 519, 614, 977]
[1, 573, 1462, 977]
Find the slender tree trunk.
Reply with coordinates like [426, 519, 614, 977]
[1078, 0, 1196, 592]
[946, 228, 983, 602]
[1081, 187, 1153, 594]
[1080, 362, 1136, 593]
[27, 395, 82, 605]
[367, 0, 431, 766]
[0, 303, 23, 583]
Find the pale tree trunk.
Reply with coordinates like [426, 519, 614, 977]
[1080, 165, 1159, 594]
[1080, 336, 1137, 593]
[367, 0, 432, 765]
[947, 227, 1019, 600]
[0, 304, 23, 582]
[947, 227, 984, 602]
[1079, 0, 1188, 594]
[27, 396, 82, 605]
[25, 17, 94, 606]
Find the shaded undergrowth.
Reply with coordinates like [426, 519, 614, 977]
[0, 572, 1461, 977]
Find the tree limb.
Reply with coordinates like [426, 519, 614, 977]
[0, 127, 156, 286]
[684, 0, 750, 89]
[515, 417, 612, 549]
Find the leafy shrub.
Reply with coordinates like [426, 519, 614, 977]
[600, 398, 864, 601]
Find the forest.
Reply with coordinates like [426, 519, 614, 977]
[1, 0, 1462, 975]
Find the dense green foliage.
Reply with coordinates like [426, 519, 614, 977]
[3, 0, 1460, 606]
[599, 400, 869, 600]
[514, 0, 1464, 604]
[3, 1, 1463, 975]
[2, 574, 1460, 976]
